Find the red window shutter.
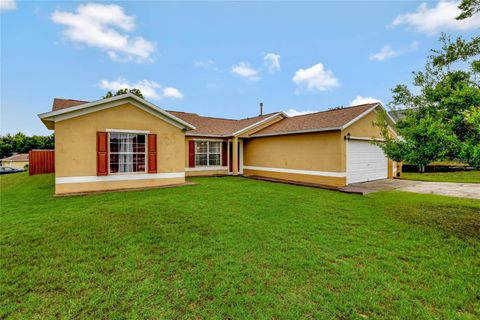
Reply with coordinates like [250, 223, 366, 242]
[97, 132, 108, 176]
[222, 141, 227, 167]
[188, 140, 195, 168]
[148, 134, 157, 173]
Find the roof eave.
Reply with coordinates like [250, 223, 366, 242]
[251, 126, 342, 138]
[231, 112, 287, 137]
[38, 93, 196, 131]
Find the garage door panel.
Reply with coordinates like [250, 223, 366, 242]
[347, 140, 388, 184]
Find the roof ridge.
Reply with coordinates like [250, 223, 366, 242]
[167, 110, 238, 121]
[54, 98, 89, 102]
[239, 112, 279, 121]
[169, 110, 277, 122]
[290, 103, 377, 119]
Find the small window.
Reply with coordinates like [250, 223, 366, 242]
[195, 141, 221, 167]
[109, 133, 146, 173]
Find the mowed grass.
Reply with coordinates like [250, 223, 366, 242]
[401, 171, 480, 183]
[1, 173, 479, 319]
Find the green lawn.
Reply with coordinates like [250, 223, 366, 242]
[401, 171, 480, 183]
[1, 173, 479, 319]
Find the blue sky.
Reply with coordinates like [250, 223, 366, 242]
[1, 1, 479, 135]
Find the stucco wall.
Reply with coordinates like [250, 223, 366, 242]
[243, 131, 346, 186]
[54, 103, 185, 194]
[239, 114, 285, 137]
[343, 109, 397, 138]
[243, 108, 399, 187]
[244, 131, 344, 172]
[1, 161, 28, 170]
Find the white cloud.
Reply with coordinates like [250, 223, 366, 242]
[162, 87, 184, 99]
[391, 0, 480, 35]
[0, 0, 15, 12]
[350, 96, 381, 106]
[98, 78, 183, 100]
[264, 53, 281, 73]
[292, 63, 339, 93]
[369, 41, 419, 61]
[284, 109, 319, 117]
[369, 46, 402, 61]
[51, 3, 156, 63]
[231, 62, 261, 80]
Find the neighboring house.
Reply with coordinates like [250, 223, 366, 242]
[39, 94, 399, 195]
[0, 153, 29, 170]
[388, 109, 408, 122]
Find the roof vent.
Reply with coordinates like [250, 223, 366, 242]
[259, 102, 263, 116]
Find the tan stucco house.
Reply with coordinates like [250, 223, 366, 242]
[39, 93, 399, 195]
[0, 153, 29, 170]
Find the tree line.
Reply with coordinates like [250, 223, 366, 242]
[0, 133, 54, 159]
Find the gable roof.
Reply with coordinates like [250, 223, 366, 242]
[167, 111, 284, 136]
[39, 94, 196, 131]
[252, 103, 384, 137]
[40, 96, 395, 138]
[1, 153, 29, 162]
[52, 98, 89, 111]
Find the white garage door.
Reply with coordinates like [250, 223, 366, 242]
[347, 140, 388, 184]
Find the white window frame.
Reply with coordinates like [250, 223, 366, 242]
[195, 140, 222, 167]
[108, 131, 148, 175]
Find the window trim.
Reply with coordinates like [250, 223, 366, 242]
[108, 131, 148, 175]
[194, 140, 222, 167]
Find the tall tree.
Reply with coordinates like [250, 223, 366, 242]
[376, 34, 480, 169]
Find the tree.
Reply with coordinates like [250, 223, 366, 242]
[102, 88, 144, 99]
[375, 34, 480, 169]
[0, 133, 54, 158]
[456, 0, 480, 20]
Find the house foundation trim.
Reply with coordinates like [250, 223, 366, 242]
[56, 172, 185, 184]
[243, 166, 346, 178]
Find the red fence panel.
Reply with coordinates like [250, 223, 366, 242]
[29, 150, 55, 175]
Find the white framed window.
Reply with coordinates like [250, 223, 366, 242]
[109, 132, 147, 174]
[195, 141, 221, 166]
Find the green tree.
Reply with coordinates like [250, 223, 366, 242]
[456, 0, 480, 20]
[102, 91, 113, 99]
[376, 34, 480, 169]
[102, 88, 144, 99]
[0, 133, 54, 158]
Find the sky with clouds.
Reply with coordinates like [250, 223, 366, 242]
[1, 0, 479, 134]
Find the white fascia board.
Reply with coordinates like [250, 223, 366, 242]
[341, 103, 398, 132]
[38, 93, 196, 131]
[231, 112, 286, 136]
[341, 105, 378, 130]
[251, 126, 341, 138]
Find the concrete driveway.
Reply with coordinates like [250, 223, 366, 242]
[349, 179, 480, 200]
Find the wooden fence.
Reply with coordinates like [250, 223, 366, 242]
[29, 150, 55, 175]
